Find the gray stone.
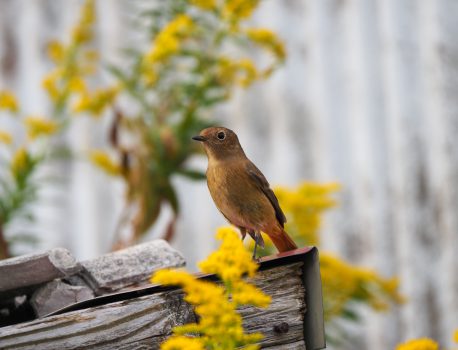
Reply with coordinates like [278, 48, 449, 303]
[80, 239, 185, 294]
[0, 248, 81, 294]
[31, 280, 94, 318]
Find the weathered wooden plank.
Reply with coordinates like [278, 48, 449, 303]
[0, 263, 306, 350]
[265, 340, 307, 350]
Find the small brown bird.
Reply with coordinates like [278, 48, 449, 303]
[192, 126, 297, 257]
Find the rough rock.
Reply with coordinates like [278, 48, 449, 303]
[80, 239, 185, 294]
[30, 280, 94, 317]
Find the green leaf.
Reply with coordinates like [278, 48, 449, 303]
[341, 306, 360, 322]
[107, 65, 129, 84]
[177, 168, 206, 181]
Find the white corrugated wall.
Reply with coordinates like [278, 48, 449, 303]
[1, 0, 457, 349]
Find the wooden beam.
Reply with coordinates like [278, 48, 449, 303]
[0, 263, 307, 349]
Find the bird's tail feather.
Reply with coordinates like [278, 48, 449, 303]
[269, 228, 298, 252]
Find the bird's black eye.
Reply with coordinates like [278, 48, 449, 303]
[217, 131, 226, 140]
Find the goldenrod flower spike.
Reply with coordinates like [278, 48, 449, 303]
[161, 336, 205, 350]
[0, 130, 12, 145]
[223, 0, 260, 21]
[144, 15, 195, 64]
[395, 338, 439, 350]
[24, 116, 58, 140]
[10, 148, 29, 179]
[0, 90, 19, 112]
[246, 28, 286, 60]
[152, 227, 270, 349]
[320, 253, 405, 320]
[89, 150, 121, 176]
[190, 0, 216, 10]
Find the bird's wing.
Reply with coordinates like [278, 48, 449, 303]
[246, 162, 287, 227]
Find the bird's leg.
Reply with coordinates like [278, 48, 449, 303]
[252, 240, 258, 260]
[249, 230, 259, 260]
[239, 227, 247, 241]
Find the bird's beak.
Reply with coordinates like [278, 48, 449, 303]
[192, 135, 207, 142]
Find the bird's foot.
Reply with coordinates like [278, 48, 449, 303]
[252, 241, 258, 261]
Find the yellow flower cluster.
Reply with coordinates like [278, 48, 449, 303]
[89, 150, 121, 176]
[395, 338, 439, 350]
[161, 336, 205, 350]
[454, 329, 458, 343]
[223, 0, 260, 22]
[71, 0, 95, 45]
[216, 57, 259, 89]
[10, 148, 29, 179]
[73, 86, 118, 116]
[145, 15, 195, 64]
[47, 41, 65, 64]
[274, 182, 340, 246]
[0, 130, 12, 145]
[320, 253, 404, 319]
[42, 0, 112, 117]
[24, 116, 58, 140]
[42, 11, 95, 102]
[190, 0, 216, 10]
[0, 90, 19, 112]
[246, 28, 286, 61]
[152, 227, 270, 349]
[199, 226, 258, 280]
[141, 14, 195, 87]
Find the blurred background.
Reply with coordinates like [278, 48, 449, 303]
[0, 0, 457, 349]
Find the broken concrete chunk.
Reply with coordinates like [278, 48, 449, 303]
[31, 280, 94, 318]
[81, 239, 185, 294]
[0, 248, 81, 294]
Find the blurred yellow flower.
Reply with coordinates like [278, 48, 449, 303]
[0, 130, 12, 145]
[152, 226, 269, 349]
[161, 336, 205, 350]
[191, 0, 216, 10]
[320, 253, 404, 319]
[0, 90, 19, 112]
[41, 70, 62, 102]
[73, 86, 118, 116]
[68, 76, 87, 94]
[237, 59, 258, 87]
[83, 49, 99, 62]
[89, 150, 121, 176]
[143, 68, 158, 87]
[216, 57, 258, 88]
[275, 182, 340, 246]
[247, 28, 286, 60]
[42, 0, 99, 108]
[71, 0, 95, 45]
[10, 147, 29, 178]
[454, 329, 458, 343]
[47, 41, 65, 63]
[24, 116, 58, 140]
[145, 15, 194, 64]
[395, 338, 439, 350]
[223, 0, 260, 20]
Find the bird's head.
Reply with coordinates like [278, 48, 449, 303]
[192, 127, 245, 160]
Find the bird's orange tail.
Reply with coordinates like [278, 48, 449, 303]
[268, 228, 298, 253]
